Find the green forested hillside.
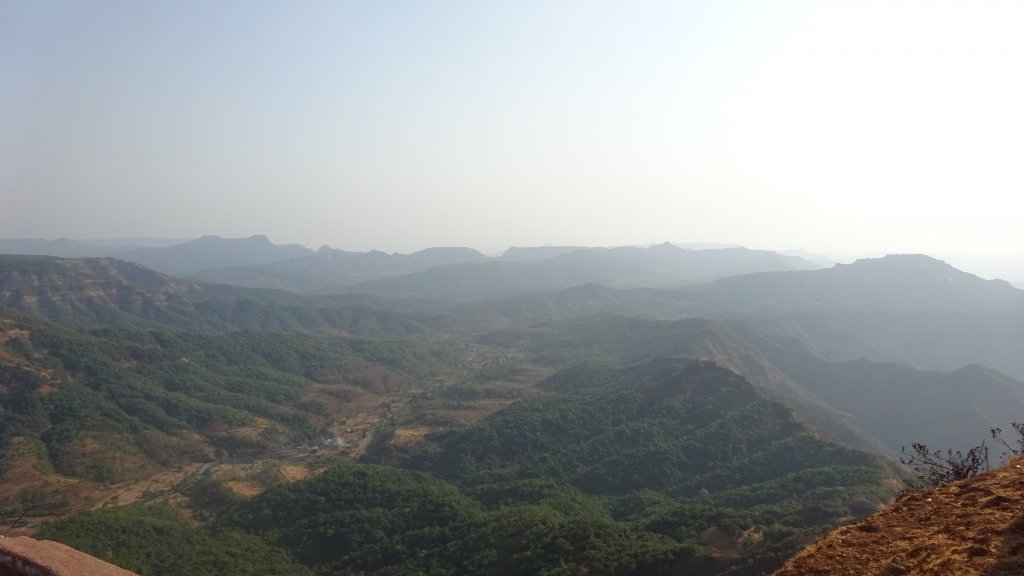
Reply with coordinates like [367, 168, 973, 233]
[37, 504, 313, 576]
[0, 255, 432, 335]
[9, 251, 1020, 576]
[0, 308, 444, 496]
[38, 361, 895, 576]
[477, 314, 888, 454]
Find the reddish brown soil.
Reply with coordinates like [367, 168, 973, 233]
[774, 456, 1024, 576]
[0, 536, 138, 576]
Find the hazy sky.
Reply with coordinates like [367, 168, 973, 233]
[3, 1, 1024, 264]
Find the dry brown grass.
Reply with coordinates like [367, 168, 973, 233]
[774, 456, 1024, 576]
[389, 427, 432, 447]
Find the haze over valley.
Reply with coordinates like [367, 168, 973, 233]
[5, 1, 1024, 574]
[2, 233, 1024, 574]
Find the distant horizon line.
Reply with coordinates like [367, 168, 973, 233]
[4, 234, 1024, 284]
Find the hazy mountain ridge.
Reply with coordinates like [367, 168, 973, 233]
[674, 254, 1024, 380]
[192, 245, 488, 293]
[0, 236, 194, 258]
[115, 234, 315, 275]
[340, 244, 820, 301]
[682, 254, 1024, 314]
[5, 242, 1024, 575]
[0, 238, 103, 258]
[0, 255, 431, 336]
[0, 236, 821, 299]
[731, 326, 1024, 453]
[500, 245, 586, 261]
[478, 313, 1024, 457]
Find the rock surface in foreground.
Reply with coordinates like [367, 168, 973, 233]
[774, 456, 1024, 575]
[0, 536, 138, 576]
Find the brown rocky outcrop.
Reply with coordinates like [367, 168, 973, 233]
[0, 536, 137, 576]
[773, 456, 1024, 575]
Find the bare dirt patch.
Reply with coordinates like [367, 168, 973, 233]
[278, 465, 311, 482]
[389, 427, 432, 447]
[224, 480, 261, 497]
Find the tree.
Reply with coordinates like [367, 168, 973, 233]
[990, 422, 1024, 462]
[899, 442, 989, 488]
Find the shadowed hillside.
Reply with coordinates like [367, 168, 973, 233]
[681, 254, 1024, 380]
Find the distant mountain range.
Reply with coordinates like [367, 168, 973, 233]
[680, 254, 1024, 314]
[0, 255, 430, 336]
[333, 244, 818, 300]
[115, 234, 315, 275]
[192, 245, 490, 293]
[676, 254, 1024, 380]
[7, 249, 1024, 457]
[478, 314, 1024, 457]
[7, 238, 1024, 575]
[0, 235, 822, 296]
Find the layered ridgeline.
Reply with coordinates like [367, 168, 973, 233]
[38, 360, 900, 576]
[5, 253, 1021, 460]
[729, 326, 1024, 453]
[0, 235, 314, 273]
[679, 254, 1024, 380]
[0, 255, 430, 335]
[4, 245, 1024, 574]
[333, 244, 818, 300]
[0, 235, 816, 296]
[477, 314, 1024, 457]
[114, 234, 315, 276]
[0, 235, 491, 291]
[192, 245, 490, 293]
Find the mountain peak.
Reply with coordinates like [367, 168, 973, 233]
[647, 241, 684, 253]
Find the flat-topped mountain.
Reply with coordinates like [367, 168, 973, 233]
[500, 245, 585, 261]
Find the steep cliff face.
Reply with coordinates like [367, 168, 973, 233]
[0, 536, 137, 576]
[773, 457, 1024, 576]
